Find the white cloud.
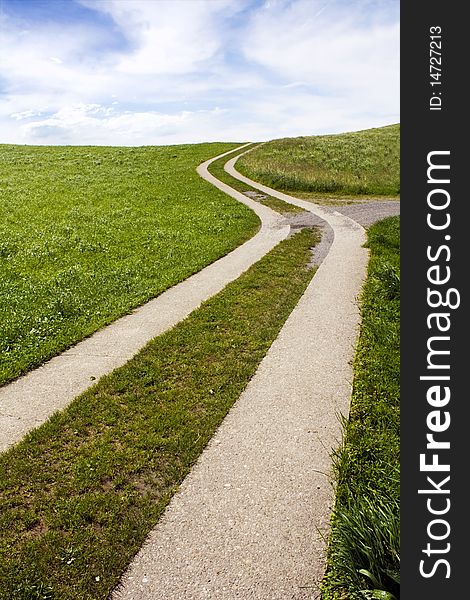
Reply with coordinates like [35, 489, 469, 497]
[9, 109, 44, 121]
[80, 0, 239, 75]
[242, 0, 399, 122]
[0, 0, 399, 145]
[13, 103, 236, 146]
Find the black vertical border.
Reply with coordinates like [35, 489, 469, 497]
[401, 4, 466, 599]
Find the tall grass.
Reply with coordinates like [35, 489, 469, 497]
[237, 124, 400, 198]
[330, 495, 400, 599]
[322, 216, 400, 600]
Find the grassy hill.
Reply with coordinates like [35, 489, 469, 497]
[0, 143, 259, 386]
[237, 124, 400, 198]
[0, 134, 399, 599]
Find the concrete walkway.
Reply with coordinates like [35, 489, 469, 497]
[0, 144, 289, 453]
[113, 155, 370, 598]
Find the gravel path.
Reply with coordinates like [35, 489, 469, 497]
[113, 153, 372, 599]
[332, 199, 400, 228]
[0, 145, 289, 453]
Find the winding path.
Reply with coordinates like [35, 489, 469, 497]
[0, 144, 288, 453]
[113, 153, 370, 599]
[1, 143, 398, 598]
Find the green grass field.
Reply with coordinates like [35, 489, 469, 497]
[322, 216, 400, 600]
[0, 143, 260, 386]
[0, 228, 320, 600]
[237, 124, 400, 198]
[1, 130, 399, 598]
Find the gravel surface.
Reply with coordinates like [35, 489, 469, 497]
[332, 199, 400, 227]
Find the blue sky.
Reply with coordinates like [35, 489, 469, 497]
[0, 0, 399, 145]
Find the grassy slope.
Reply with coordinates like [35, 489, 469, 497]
[0, 143, 259, 386]
[0, 229, 320, 600]
[1, 133, 399, 598]
[322, 216, 400, 600]
[237, 124, 400, 198]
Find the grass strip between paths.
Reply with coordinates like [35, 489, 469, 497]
[0, 228, 319, 600]
[207, 147, 305, 215]
[321, 216, 400, 600]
